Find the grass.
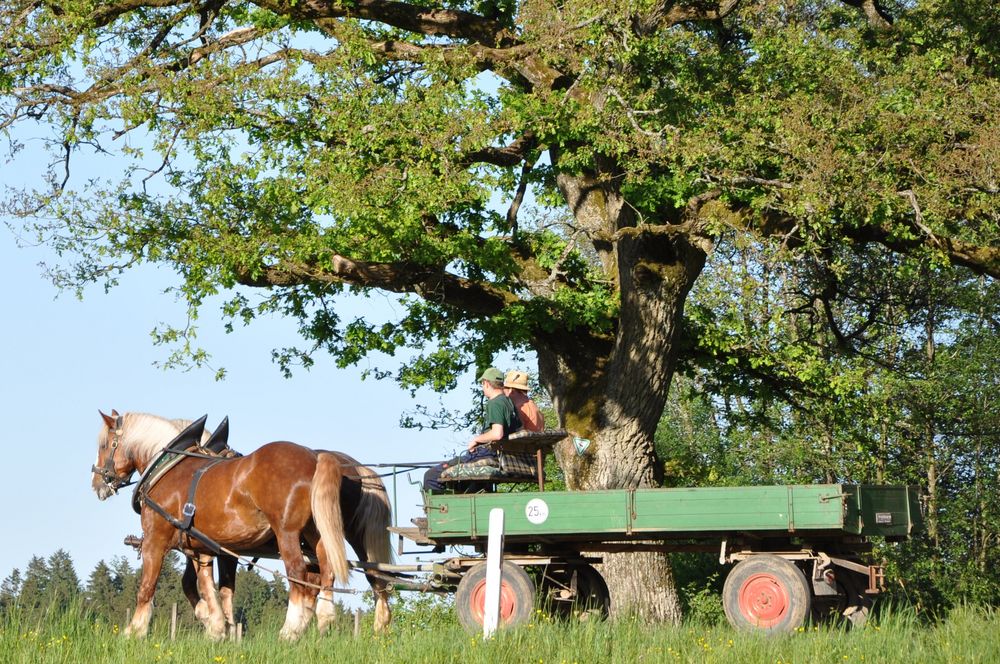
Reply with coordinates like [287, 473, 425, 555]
[2, 603, 999, 664]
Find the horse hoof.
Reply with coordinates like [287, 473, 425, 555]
[278, 628, 301, 641]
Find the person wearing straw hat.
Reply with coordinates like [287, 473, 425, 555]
[422, 366, 522, 493]
[503, 369, 545, 432]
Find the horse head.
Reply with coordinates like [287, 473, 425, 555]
[92, 409, 136, 500]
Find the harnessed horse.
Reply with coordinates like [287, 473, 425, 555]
[174, 448, 394, 637]
[91, 410, 351, 640]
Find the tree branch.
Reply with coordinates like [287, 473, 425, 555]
[839, 0, 894, 31]
[259, 0, 513, 46]
[234, 254, 518, 316]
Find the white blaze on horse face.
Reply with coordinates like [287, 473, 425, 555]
[92, 433, 116, 500]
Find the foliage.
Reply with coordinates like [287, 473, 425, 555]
[0, 553, 293, 633]
[4, 597, 1000, 663]
[1, 0, 997, 398]
[656, 235, 1000, 614]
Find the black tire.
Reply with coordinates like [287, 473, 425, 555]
[455, 561, 535, 632]
[723, 555, 812, 634]
[542, 564, 611, 621]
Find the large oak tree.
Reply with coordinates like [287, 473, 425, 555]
[2, 0, 998, 619]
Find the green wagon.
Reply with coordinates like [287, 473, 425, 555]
[392, 482, 922, 634]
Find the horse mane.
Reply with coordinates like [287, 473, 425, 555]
[114, 412, 202, 461]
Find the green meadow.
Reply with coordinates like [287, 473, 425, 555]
[4, 603, 999, 664]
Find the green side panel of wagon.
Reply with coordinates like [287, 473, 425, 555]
[424, 484, 921, 542]
[842, 484, 922, 537]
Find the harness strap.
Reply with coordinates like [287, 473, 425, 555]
[141, 496, 225, 556]
[137, 456, 226, 553]
[179, 459, 225, 530]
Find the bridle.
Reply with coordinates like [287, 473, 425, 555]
[92, 415, 134, 493]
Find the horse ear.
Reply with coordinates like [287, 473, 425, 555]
[99, 410, 117, 429]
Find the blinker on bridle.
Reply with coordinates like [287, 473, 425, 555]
[93, 414, 133, 493]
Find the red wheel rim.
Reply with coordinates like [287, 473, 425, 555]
[468, 578, 518, 626]
[737, 573, 789, 628]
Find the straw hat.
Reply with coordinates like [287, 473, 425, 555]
[503, 370, 530, 391]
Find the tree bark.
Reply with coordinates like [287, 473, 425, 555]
[535, 170, 709, 621]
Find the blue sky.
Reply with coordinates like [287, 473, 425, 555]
[0, 136, 497, 603]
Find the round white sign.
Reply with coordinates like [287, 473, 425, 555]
[525, 498, 549, 525]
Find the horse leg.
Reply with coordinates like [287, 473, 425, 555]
[181, 557, 211, 627]
[372, 577, 391, 634]
[192, 554, 226, 640]
[125, 539, 168, 638]
[312, 541, 338, 634]
[217, 555, 238, 638]
[275, 533, 314, 641]
[347, 526, 392, 634]
[355, 555, 391, 634]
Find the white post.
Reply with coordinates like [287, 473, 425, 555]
[483, 508, 506, 638]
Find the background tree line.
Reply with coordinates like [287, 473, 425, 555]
[0, 550, 300, 633]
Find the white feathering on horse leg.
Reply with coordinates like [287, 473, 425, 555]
[124, 602, 153, 638]
[278, 599, 309, 641]
[315, 589, 337, 634]
[374, 591, 391, 633]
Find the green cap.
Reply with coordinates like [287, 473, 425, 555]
[477, 367, 504, 383]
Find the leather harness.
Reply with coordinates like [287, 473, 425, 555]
[107, 414, 238, 555]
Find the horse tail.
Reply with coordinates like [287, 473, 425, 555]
[310, 452, 350, 585]
[351, 463, 394, 565]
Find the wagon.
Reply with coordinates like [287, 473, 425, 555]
[380, 432, 922, 634]
[123, 425, 922, 635]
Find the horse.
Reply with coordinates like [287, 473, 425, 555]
[91, 411, 350, 640]
[176, 450, 394, 636]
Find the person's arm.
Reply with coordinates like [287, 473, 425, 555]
[468, 423, 504, 451]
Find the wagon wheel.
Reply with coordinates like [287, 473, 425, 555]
[723, 555, 812, 634]
[542, 564, 611, 621]
[455, 561, 535, 633]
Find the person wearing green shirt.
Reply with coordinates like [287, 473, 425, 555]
[422, 367, 522, 493]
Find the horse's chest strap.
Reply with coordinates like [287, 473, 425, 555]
[179, 459, 224, 531]
[139, 459, 226, 555]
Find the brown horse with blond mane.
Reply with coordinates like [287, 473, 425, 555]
[91, 410, 350, 640]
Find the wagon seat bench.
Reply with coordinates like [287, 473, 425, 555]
[437, 429, 569, 492]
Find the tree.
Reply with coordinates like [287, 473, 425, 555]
[17, 556, 51, 614]
[84, 561, 121, 623]
[0, 568, 23, 614]
[108, 556, 140, 627]
[657, 234, 1000, 611]
[45, 549, 81, 612]
[3, 0, 999, 619]
[233, 567, 289, 632]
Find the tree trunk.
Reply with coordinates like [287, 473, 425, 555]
[536, 169, 709, 621]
